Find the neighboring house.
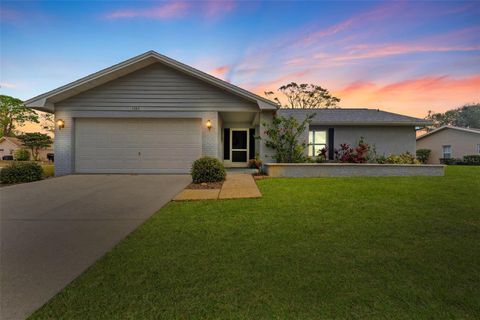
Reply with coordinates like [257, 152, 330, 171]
[0, 137, 22, 159]
[25, 51, 429, 176]
[416, 126, 480, 164]
[0, 136, 54, 161]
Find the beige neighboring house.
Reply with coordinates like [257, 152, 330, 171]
[416, 126, 480, 164]
[0, 136, 54, 161]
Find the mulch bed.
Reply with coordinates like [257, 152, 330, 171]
[253, 174, 269, 180]
[186, 181, 224, 189]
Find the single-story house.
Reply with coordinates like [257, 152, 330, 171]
[0, 136, 53, 161]
[416, 126, 480, 163]
[25, 51, 429, 176]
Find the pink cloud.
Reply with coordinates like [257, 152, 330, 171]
[334, 75, 480, 116]
[105, 2, 189, 20]
[209, 65, 230, 79]
[204, 1, 236, 18]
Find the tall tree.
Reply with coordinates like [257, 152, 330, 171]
[0, 95, 39, 137]
[17, 132, 53, 161]
[426, 103, 480, 131]
[40, 112, 55, 134]
[265, 82, 340, 109]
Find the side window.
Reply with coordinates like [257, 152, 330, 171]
[308, 129, 327, 157]
[442, 145, 452, 159]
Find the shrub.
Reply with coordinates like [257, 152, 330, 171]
[248, 153, 263, 169]
[416, 149, 431, 164]
[191, 157, 226, 183]
[385, 152, 419, 164]
[14, 148, 30, 161]
[334, 138, 373, 163]
[261, 114, 314, 163]
[463, 155, 480, 165]
[0, 161, 43, 184]
[440, 158, 461, 165]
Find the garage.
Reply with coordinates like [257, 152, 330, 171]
[75, 118, 202, 173]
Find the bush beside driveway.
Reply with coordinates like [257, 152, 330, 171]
[29, 167, 480, 319]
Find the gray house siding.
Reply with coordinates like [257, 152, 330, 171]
[332, 126, 416, 156]
[57, 63, 258, 111]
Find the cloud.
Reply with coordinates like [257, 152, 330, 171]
[0, 82, 16, 89]
[204, 1, 236, 18]
[104, 0, 237, 20]
[105, 1, 189, 20]
[209, 65, 230, 79]
[334, 75, 480, 116]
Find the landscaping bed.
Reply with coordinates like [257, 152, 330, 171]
[186, 181, 224, 189]
[265, 163, 445, 177]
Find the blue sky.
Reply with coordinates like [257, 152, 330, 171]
[1, 0, 479, 117]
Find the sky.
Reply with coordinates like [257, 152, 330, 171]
[1, 0, 479, 123]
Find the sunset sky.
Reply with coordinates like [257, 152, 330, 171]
[1, 0, 479, 123]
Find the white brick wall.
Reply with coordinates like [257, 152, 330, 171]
[54, 110, 74, 176]
[201, 111, 219, 158]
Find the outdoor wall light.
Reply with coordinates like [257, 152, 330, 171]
[206, 119, 212, 130]
[57, 119, 65, 130]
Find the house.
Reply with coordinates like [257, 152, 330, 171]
[0, 136, 54, 161]
[0, 137, 22, 159]
[25, 51, 429, 176]
[279, 109, 429, 160]
[416, 126, 480, 164]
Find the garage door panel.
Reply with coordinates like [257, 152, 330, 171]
[75, 118, 202, 173]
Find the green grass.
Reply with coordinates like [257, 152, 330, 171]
[30, 167, 480, 319]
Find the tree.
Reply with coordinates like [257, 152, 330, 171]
[261, 113, 315, 163]
[265, 82, 340, 109]
[40, 112, 55, 133]
[0, 95, 39, 137]
[426, 103, 480, 131]
[17, 132, 53, 161]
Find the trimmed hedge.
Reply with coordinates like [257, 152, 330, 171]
[416, 149, 431, 164]
[0, 161, 43, 184]
[440, 155, 480, 165]
[191, 157, 226, 183]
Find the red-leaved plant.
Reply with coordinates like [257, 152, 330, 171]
[334, 138, 371, 163]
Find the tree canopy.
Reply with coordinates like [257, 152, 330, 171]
[0, 95, 39, 137]
[426, 103, 480, 131]
[265, 82, 340, 109]
[17, 132, 53, 161]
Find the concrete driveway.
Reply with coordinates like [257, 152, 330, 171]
[0, 174, 190, 320]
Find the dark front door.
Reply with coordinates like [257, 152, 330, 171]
[231, 129, 248, 165]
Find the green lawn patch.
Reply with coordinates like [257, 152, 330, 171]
[30, 166, 480, 319]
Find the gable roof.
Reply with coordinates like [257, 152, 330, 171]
[278, 108, 431, 126]
[0, 136, 23, 146]
[25, 51, 278, 112]
[416, 125, 480, 140]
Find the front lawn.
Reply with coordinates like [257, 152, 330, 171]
[31, 167, 480, 319]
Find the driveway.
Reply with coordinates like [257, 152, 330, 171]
[0, 174, 190, 320]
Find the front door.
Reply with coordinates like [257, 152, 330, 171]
[230, 129, 249, 167]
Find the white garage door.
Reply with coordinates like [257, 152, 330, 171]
[75, 118, 202, 173]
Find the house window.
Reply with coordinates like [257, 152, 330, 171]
[0, 149, 3, 152]
[442, 145, 452, 159]
[308, 129, 327, 157]
[477, 144, 480, 154]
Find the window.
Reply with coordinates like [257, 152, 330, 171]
[477, 144, 480, 154]
[442, 145, 452, 159]
[0, 149, 3, 152]
[308, 129, 327, 157]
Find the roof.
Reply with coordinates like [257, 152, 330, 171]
[416, 125, 480, 140]
[0, 136, 23, 146]
[278, 108, 431, 126]
[25, 50, 278, 112]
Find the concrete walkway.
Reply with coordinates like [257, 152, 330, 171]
[1, 174, 190, 320]
[174, 173, 261, 201]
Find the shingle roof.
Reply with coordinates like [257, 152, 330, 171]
[277, 108, 431, 126]
[416, 125, 480, 140]
[0, 136, 23, 146]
